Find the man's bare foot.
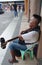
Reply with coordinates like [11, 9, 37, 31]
[8, 59, 18, 64]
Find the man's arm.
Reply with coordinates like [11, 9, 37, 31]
[21, 31, 39, 43]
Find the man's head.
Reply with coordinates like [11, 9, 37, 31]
[29, 14, 41, 29]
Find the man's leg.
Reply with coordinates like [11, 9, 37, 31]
[16, 11, 18, 17]
[9, 39, 27, 63]
[9, 50, 18, 63]
[14, 10, 16, 17]
[9, 39, 19, 63]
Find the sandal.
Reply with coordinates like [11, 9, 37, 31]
[8, 59, 18, 64]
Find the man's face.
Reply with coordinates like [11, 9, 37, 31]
[29, 17, 38, 29]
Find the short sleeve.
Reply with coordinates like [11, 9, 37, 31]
[21, 31, 39, 43]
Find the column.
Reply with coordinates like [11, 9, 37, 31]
[24, 0, 28, 16]
[30, 0, 41, 18]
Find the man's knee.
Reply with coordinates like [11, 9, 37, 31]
[9, 42, 14, 50]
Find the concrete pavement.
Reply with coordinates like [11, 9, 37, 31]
[0, 14, 28, 65]
[0, 11, 23, 65]
[0, 8, 42, 65]
[0, 13, 37, 65]
[0, 11, 14, 35]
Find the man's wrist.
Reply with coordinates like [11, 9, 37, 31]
[18, 35, 24, 41]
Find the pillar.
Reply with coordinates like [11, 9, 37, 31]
[29, 0, 42, 61]
[30, 0, 41, 18]
[37, 0, 42, 60]
[24, 0, 28, 16]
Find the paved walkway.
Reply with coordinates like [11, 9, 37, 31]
[0, 11, 14, 35]
[1, 14, 37, 65]
[1, 11, 42, 65]
[0, 5, 42, 65]
[0, 12, 23, 65]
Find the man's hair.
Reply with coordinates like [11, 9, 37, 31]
[33, 14, 41, 24]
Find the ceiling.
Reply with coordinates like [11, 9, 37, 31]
[0, 0, 24, 2]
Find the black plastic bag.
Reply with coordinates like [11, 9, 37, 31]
[14, 49, 21, 57]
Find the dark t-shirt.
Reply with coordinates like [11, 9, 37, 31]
[13, 4, 17, 11]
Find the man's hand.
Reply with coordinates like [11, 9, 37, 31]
[20, 31, 25, 34]
[18, 35, 24, 41]
[1, 41, 8, 49]
[2, 41, 8, 47]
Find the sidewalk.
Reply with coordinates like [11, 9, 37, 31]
[0, 14, 37, 65]
[0, 17, 19, 65]
[1, 12, 23, 65]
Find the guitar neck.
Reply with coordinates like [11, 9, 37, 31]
[6, 36, 18, 43]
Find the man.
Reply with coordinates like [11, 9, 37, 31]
[9, 14, 41, 63]
[13, 3, 18, 17]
